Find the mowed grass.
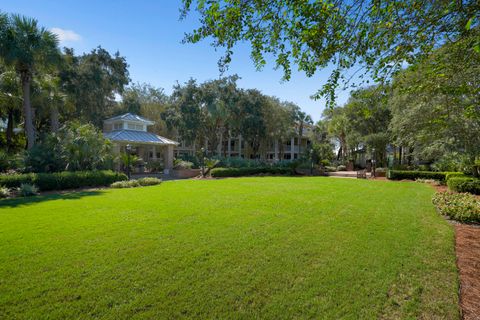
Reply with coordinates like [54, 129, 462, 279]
[0, 177, 458, 319]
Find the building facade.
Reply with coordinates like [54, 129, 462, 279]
[175, 125, 313, 162]
[103, 113, 178, 173]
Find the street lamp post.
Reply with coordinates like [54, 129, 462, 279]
[126, 144, 132, 180]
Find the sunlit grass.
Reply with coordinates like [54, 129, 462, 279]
[0, 177, 459, 319]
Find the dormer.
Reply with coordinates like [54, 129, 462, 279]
[103, 113, 155, 133]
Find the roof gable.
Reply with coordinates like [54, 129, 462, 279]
[104, 113, 154, 125]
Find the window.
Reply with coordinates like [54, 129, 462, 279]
[114, 123, 122, 130]
[128, 123, 136, 130]
[135, 124, 143, 131]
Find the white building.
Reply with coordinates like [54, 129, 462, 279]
[103, 113, 178, 173]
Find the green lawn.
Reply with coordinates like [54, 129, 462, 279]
[0, 177, 458, 319]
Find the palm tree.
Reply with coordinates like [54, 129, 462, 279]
[0, 68, 22, 151]
[34, 74, 68, 133]
[0, 14, 60, 149]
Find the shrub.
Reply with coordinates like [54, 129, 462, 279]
[415, 178, 440, 185]
[432, 192, 480, 223]
[19, 183, 38, 197]
[376, 167, 387, 173]
[210, 167, 292, 177]
[447, 177, 480, 195]
[337, 165, 347, 171]
[146, 160, 163, 172]
[0, 171, 127, 191]
[445, 172, 466, 181]
[0, 151, 10, 172]
[387, 170, 462, 181]
[174, 160, 194, 170]
[24, 122, 113, 173]
[137, 177, 162, 186]
[325, 166, 337, 172]
[0, 186, 10, 198]
[320, 159, 331, 167]
[110, 177, 161, 188]
[110, 180, 140, 188]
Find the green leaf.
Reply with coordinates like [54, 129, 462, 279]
[465, 17, 473, 30]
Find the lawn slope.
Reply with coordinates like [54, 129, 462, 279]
[0, 177, 458, 319]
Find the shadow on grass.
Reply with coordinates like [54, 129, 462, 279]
[0, 190, 105, 209]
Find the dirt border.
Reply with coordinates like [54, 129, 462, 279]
[430, 183, 480, 319]
[455, 224, 480, 320]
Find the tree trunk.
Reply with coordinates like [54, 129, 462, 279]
[50, 104, 60, 133]
[21, 72, 35, 149]
[6, 109, 14, 151]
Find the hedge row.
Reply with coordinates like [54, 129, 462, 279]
[210, 167, 292, 177]
[0, 170, 127, 191]
[387, 170, 462, 181]
[447, 177, 480, 195]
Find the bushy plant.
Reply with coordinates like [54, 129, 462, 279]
[0, 171, 127, 191]
[320, 159, 331, 167]
[432, 192, 480, 223]
[110, 177, 161, 188]
[146, 160, 163, 172]
[0, 151, 10, 172]
[445, 172, 466, 181]
[0, 186, 10, 198]
[447, 177, 480, 195]
[415, 178, 440, 185]
[24, 122, 114, 173]
[431, 153, 472, 173]
[24, 135, 64, 173]
[176, 154, 200, 168]
[387, 170, 461, 182]
[174, 160, 194, 170]
[19, 183, 38, 197]
[337, 165, 347, 171]
[110, 180, 140, 188]
[137, 177, 162, 186]
[214, 156, 262, 168]
[325, 166, 337, 172]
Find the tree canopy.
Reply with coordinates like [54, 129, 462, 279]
[181, 0, 479, 105]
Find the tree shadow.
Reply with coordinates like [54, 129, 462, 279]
[0, 190, 105, 209]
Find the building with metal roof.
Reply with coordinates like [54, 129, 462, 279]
[103, 113, 178, 174]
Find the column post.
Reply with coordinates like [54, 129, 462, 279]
[290, 137, 295, 159]
[227, 136, 231, 158]
[163, 145, 174, 174]
[238, 135, 242, 158]
[274, 140, 279, 162]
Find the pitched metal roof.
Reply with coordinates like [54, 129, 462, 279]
[104, 113, 154, 125]
[104, 130, 178, 145]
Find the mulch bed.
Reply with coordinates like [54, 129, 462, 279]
[431, 183, 480, 319]
[455, 224, 480, 320]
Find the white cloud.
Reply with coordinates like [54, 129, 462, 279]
[50, 27, 82, 42]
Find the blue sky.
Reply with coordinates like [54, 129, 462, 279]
[3, 0, 354, 121]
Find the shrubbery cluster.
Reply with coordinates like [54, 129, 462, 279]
[0, 170, 127, 191]
[432, 192, 480, 223]
[110, 177, 162, 188]
[447, 177, 480, 195]
[387, 170, 462, 182]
